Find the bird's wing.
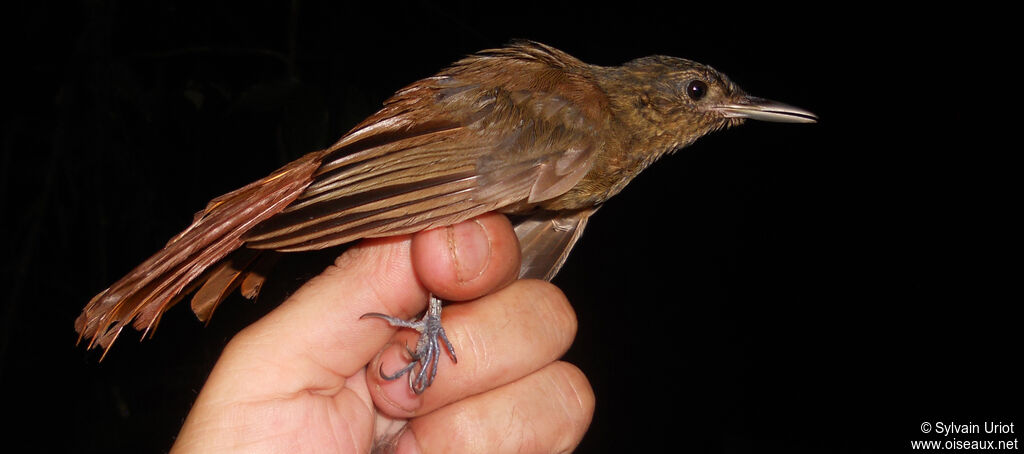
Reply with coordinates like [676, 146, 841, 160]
[76, 42, 610, 352]
[513, 207, 598, 281]
[244, 42, 610, 251]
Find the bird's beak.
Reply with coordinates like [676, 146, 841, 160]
[712, 96, 817, 123]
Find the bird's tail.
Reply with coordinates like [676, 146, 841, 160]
[75, 151, 324, 357]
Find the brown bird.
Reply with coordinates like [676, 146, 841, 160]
[76, 41, 816, 393]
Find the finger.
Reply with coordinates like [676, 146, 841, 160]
[208, 235, 430, 399]
[398, 362, 595, 454]
[370, 280, 577, 416]
[411, 213, 521, 302]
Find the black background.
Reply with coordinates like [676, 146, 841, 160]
[2, 1, 1018, 452]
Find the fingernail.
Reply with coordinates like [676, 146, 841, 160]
[448, 219, 490, 283]
[374, 343, 422, 413]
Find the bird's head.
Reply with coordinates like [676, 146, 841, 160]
[601, 55, 816, 152]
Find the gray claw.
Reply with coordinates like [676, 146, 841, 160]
[362, 295, 456, 394]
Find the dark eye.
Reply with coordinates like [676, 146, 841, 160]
[686, 80, 708, 101]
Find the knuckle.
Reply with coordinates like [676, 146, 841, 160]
[546, 362, 596, 450]
[517, 280, 577, 348]
[480, 362, 594, 453]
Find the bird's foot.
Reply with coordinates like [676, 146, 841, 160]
[360, 295, 456, 394]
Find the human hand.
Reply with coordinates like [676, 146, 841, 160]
[170, 213, 594, 453]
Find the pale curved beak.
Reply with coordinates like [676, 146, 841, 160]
[713, 96, 818, 123]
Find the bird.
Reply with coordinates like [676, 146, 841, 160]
[75, 40, 816, 393]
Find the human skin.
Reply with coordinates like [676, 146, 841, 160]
[170, 213, 595, 453]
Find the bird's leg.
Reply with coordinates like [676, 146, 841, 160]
[360, 295, 456, 394]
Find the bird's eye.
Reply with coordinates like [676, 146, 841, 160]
[686, 80, 708, 101]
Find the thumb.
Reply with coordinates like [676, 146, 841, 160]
[202, 235, 429, 399]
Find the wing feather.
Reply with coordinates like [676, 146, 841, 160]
[77, 41, 613, 353]
[513, 207, 597, 281]
[243, 43, 611, 252]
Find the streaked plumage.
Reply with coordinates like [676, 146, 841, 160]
[76, 41, 815, 355]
